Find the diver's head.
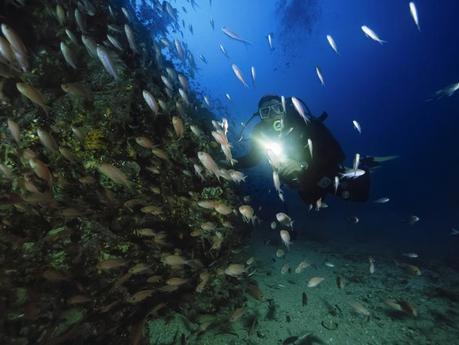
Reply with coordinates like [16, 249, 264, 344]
[258, 95, 285, 131]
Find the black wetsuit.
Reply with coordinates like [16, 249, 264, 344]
[235, 105, 370, 204]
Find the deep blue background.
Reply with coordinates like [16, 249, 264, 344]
[139, 0, 459, 262]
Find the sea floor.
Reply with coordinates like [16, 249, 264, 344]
[148, 227, 459, 345]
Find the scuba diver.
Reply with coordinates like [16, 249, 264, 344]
[234, 95, 376, 206]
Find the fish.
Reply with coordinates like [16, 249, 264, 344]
[96, 46, 118, 80]
[280, 230, 292, 249]
[224, 264, 246, 277]
[307, 138, 313, 158]
[74, 9, 87, 32]
[225, 93, 231, 101]
[307, 277, 325, 288]
[315, 66, 325, 86]
[276, 212, 293, 227]
[61, 82, 92, 100]
[340, 169, 366, 179]
[281, 263, 289, 274]
[402, 252, 418, 258]
[178, 74, 189, 91]
[281, 96, 286, 113]
[251, 66, 256, 86]
[172, 116, 184, 138]
[231, 64, 249, 88]
[353, 153, 360, 172]
[142, 90, 159, 115]
[229, 307, 244, 322]
[276, 249, 285, 258]
[199, 54, 207, 64]
[107, 34, 123, 51]
[37, 128, 58, 153]
[7, 119, 20, 143]
[221, 26, 251, 45]
[409, 2, 421, 32]
[16, 82, 49, 114]
[450, 228, 459, 236]
[1, 24, 27, 57]
[374, 197, 390, 204]
[65, 29, 79, 45]
[361, 25, 386, 44]
[178, 88, 189, 105]
[395, 261, 422, 276]
[352, 120, 361, 134]
[60, 42, 77, 68]
[369, 257, 375, 274]
[270, 221, 277, 230]
[0, 164, 13, 179]
[174, 39, 185, 60]
[326, 34, 339, 54]
[219, 43, 229, 58]
[266, 33, 273, 50]
[198, 151, 221, 179]
[291, 97, 310, 124]
[349, 302, 371, 318]
[334, 176, 339, 194]
[239, 205, 256, 224]
[97, 258, 126, 270]
[81, 35, 97, 57]
[161, 75, 173, 90]
[56, 4, 66, 25]
[408, 215, 420, 225]
[210, 18, 215, 30]
[0, 36, 16, 63]
[98, 163, 131, 187]
[324, 262, 335, 268]
[124, 24, 138, 53]
[190, 125, 203, 137]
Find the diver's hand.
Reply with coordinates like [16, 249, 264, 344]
[278, 159, 306, 177]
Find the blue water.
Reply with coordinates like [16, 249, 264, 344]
[135, 0, 459, 263]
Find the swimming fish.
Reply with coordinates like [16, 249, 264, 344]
[280, 230, 292, 249]
[450, 228, 459, 236]
[361, 25, 386, 44]
[307, 277, 325, 288]
[251, 66, 256, 86]
[231, 64, 249, 88]
[326, 34, 339, 54]
[341, 169, 365, 179]
[225, 93, 231, 101]
[219, 43, 228, 58]
[307, 138, 313, 159]
[281, 96, 286, 112]
[315, 66, 325, 86]
[409, 2, 421, 32]
[266, 32, 273, 50]
[291, 97, 310, 124]
[353, 153, 360, 172]
[16, 82, 49, 114]
[374, 197, 390, 204]
[369, 257, 375, 274]
[334, 176, 339, 193]
[142, 90, 159, 115]
[408, 215, 420, 225]
[210, 18, 215, 30]
[96, 46, 118, 80]
[352, 120, 361, 134]
[221, 26, 251, 45]
[1, 24, 27, 57]
[60, 42, 78, 69]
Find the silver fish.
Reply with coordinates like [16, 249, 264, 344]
[409, 2, 421, 32]
[251, 66, 256, 86]
[60, 42, 77, 69]
[82, 35, 97, 57]
[143, 90, 159, 115]
[267, 33, 273, 50]
[107, 34, 123, 51]
[291, 97, 310, 124]
[361, 25, 386, 44]
[316, 66, 325, 86]
[221, 26, 251, 45]
[341, 169, 365, 179]
[96, 46, 118, 79]
[124, 24, 138, 53]
[231, 64, 249, 88]
[326, 34, 339, 54]
[374, 197, 390, 204]
[219, 43, 228, 58]
[353, 120, 362, 134]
